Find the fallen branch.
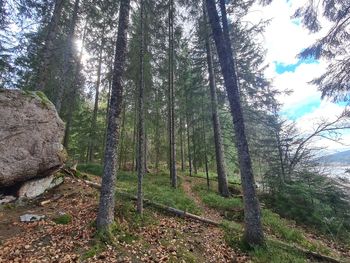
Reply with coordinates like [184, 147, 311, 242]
[40, 194, 63, 206]
[81, 178, 344, 263]
[271, 239, 343, 263]
[80, 179, 219, 226]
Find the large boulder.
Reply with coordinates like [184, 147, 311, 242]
[0, 89, 66, 188]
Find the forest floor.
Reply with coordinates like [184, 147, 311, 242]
[0, 170, 349, 263]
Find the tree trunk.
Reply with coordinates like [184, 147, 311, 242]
[168, 0, 177, 188]
[137, 0, 145, 214]
[192, 120, 198, 175]
[201, 99, 210, 190]
[101, 61, 113, 165]
[203, 3, 230, 197]
[36, 0, 65, 92]
[97, 0, 131, 231]
[63, 23, 87, 149]
[180, 116, 185, 172]
[55, 0, 80, 113]
[205, 0, 264, 246]
[88, 29, 105, 162]
[154, 88, 161, 171]
[118, 102, 127, 169]
[131, 89, 138, 171]
[185, 95, 192, 176]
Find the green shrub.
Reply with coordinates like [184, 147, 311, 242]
[53, 214, 72, 225]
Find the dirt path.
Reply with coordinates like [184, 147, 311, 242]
[179, 176, 248, 262]
[181, 176, 223, 222]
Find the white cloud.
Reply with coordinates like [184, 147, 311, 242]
[273, 60, 327, 111]
[294, 100, 349, 151]
[243, 1, 331, 65]
[243, 1, 348, 151]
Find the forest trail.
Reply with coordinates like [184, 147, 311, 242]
[0, 174, 249, 263]
[181, 176, 223, 222]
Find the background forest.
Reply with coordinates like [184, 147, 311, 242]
[1, 0, 350, 260]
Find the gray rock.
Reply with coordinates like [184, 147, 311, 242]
[20, 214, 45, 222]
[0, 195, 16, 205]
[0, 89, 66, 188]
[18, 175, 64, 198]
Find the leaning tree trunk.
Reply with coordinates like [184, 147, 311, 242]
[97, 0, 131, 231]
[203, 3, 230, 197]
[36, 0, 65, 92]
[136, 0, 145, 214]
[205, 0, 264, 246]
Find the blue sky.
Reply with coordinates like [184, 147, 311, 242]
[244, 0, 349, 151]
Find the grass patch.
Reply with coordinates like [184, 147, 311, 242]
[116, 172, 201, 214]
[53, 214, 72, 225]
[193, 183, 243, 221]
[81, 242, 105, 260]
[252, 240, 307, 263]
[262, 209, 304, 243]
[188, 171, 241, 185]
[77, 163, 103, 177]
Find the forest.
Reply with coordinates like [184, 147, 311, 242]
[1, 0, 350, 262]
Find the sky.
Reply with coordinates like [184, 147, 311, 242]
[243, 0, 349, 153]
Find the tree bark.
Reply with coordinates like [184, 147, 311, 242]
[180, 116, 185, 172]
[203, 3, 230, 197]
[136, 0, 145, 214]
[88, 28, 105, 162]
[205, 0, 264, 246]
[118, 102, 127, 169]
[185, 95, 192, 176]
[168, 0, 177, 188]
[97, 0, 131, 231]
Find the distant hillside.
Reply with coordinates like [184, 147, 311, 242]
[320, 150, 350, 165]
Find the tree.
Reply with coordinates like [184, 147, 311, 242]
[294, 1, 350, 102]
[203, 2, 230, 197]
[205, 0, 264, 245]
[168, 0, 177, 188]
[36, 0, 65, 93]
[136, 0, 145, 215]
[97, 0, 131, 231]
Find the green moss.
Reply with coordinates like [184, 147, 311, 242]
[22, 90, 52, 109]
[81, 243, 105, 260]
[35, 91, 51, 108]
[53, 214, 72, 225]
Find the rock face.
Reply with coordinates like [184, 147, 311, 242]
[0, 89, 66, 188]
[18, 174, 64, 198]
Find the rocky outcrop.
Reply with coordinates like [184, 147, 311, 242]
[18, 174, 64, 198]
[0, 89, 66, 189]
